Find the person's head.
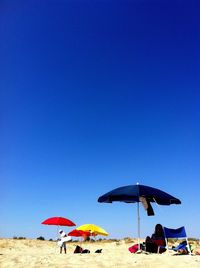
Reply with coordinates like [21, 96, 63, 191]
[59, 229, 63, 234]
[154, 224, 163, 235]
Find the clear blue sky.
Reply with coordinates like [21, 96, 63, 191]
[1, 0, 199, 240]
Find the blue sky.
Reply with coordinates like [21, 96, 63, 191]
[0, 0, 199, 240]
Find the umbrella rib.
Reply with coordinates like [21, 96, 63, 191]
[153, 197, 158, 205]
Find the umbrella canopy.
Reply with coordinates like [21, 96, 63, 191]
[68, 229, 91, 237]
[41, 217, 76, 226]
[98, 183, 181, 250]
[77, 224, 109, 236]
[98, 184, 181, 205]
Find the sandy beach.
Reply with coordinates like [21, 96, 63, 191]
[0, 238, 199, 268]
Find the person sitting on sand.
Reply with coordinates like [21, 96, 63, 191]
[145, 224, 166, 253]
[190, 241, 200, 255]
[193, 246, 200, 255]
[84, 236, 90, 242]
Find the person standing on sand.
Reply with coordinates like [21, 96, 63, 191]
[58, 229, 68, 254]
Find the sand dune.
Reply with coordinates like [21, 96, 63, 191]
[0, 238, 199, 268]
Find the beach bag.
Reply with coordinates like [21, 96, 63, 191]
[128, 243, 144, 253]
[74, 245, 83, 253]
[128, 244, 139, 253]
[95, 249, 102, 253]
[82, 249, 90, 253]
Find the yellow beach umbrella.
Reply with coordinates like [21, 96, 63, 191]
[77, 224, 109, 236]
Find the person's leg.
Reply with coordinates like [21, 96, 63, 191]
[145, 237, 157, 253]
[60, 243, 64, 254]
[145, 236, 153, 252]
[63, 242, 67, 254]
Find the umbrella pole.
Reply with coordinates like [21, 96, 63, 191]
[137, 202, 141, 250]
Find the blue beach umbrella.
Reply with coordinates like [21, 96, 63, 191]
[98, 183, 181, 249]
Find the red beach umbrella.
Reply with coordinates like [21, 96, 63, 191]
[42, 217, 76, 240]
[41, 216, 76, 226]
[68, 229, 91, 237]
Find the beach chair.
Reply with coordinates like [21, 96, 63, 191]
[162, 226, 191, 255]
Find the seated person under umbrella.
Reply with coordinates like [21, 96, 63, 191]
[145, 224, 166, 253]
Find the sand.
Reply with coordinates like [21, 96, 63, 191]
[0, 238, 200, 268]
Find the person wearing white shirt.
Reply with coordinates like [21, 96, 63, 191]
[58, 229, 68, 254]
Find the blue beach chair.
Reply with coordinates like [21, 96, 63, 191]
[162, 226, 191, 255]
